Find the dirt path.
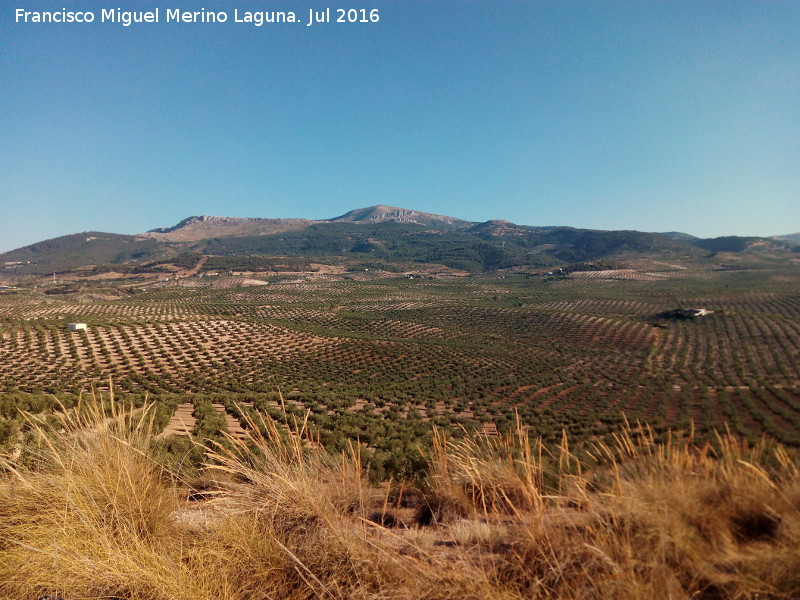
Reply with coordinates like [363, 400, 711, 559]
[158, 403, 196, 437]
[212, 403, 248, 440]
[158, 402, 247, 440]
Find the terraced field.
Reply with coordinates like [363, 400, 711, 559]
[1, 263, 799, 475]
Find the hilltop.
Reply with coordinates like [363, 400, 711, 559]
[144, 215, 311, 242]
[329, 205, 470, 228]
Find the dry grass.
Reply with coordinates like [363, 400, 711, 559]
[1, 396, 799, 600]
[0, 389, 201, 599]
[425, 420, 800, 599]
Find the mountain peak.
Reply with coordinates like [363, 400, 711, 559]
[329, 205, 470, 228]
[466, 219, 533, 236]
[147, 215, 217, 233]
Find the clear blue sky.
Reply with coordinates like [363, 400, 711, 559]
[2, 1, 798, 252]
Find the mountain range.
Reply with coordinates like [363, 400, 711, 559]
[2, 205, 798, 276]
[141, 205, 469, 243]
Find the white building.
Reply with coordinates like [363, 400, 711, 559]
[68, 322, 87, 332]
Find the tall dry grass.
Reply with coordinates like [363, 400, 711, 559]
[1, 394, 799, 600]
[0, 389, 206, 600]
[0, 395, 481, 599]
[426, 418, 800, 599]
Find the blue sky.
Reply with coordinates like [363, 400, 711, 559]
[1, 1, 798, 252]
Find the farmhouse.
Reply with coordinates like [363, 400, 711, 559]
[67, 322, 87, 332]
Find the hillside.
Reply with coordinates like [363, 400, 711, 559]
[0, 232, 164, 276]
[144, 215, 312, 242]
[1, 205, 795, 277]
[775, 232, 800, 243]
[1, 219, 799, 600]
